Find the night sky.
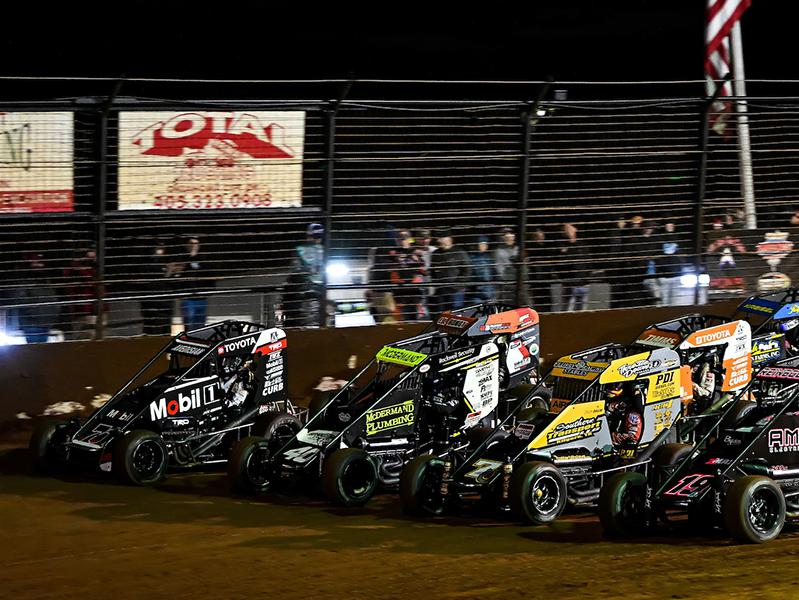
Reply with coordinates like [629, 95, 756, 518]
[1, 2, 795, 87]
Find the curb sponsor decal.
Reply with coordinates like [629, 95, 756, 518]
[365, 400, 415, 435]
[376, 346, 428, 367]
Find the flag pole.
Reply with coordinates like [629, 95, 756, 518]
[730, 20, 757, 229]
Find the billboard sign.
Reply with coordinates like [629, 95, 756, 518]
[118, 111, 305, 210]
[0, 112, 74, 213]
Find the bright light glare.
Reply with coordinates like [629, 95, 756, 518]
[326, 261, 350, 278]
[680, 274, 698, 288]
[698, 273, 710, 286]
[536, 108, 547, 117]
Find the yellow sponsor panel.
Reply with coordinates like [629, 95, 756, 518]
[645, 369, 681, 404]
[529, 400, 605, 449]
[550, 356, 608, 381]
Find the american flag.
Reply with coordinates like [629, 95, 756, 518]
[705, 0, 751, 133]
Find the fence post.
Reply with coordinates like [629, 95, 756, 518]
[693, 76, 729, 305]
[94, 78, 124, 340]
[320, 80, 354, 327]
[516, 81, 551, 308]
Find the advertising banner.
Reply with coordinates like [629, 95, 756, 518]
[117, 111, 305, 210]
[0, 112, 74, 213]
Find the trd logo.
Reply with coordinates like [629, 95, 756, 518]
[655, 371, 675, 385]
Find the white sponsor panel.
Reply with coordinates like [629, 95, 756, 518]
[118, 111, 305, 210]
[0, 112, 74, 213]
[462, 357, 499, 420]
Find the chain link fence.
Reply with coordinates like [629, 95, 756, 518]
[1, 79, 798, 343]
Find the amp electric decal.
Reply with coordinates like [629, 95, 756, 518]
[118, 111, 305, 210]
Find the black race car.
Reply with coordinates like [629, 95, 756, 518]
[30, 321, 299, 485]
[599, 356, 799, 543]
[227, 304, 542, 506]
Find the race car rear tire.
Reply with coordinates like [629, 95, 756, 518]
[253, 411, 302, 454]
[114, 430, 168, 486]
[228, 436, 274, 494]
[719, 399, 756, 431]
[399, 455, 446, 516]
[29, 420, 60, 474]
[308, 390, 332, 420]
[598, 471, 649, 538]
[510, 461, 567, 525]
[322, 448, 378, 507]
[465, 426, 509, 449]
[723, 475, 786, 543]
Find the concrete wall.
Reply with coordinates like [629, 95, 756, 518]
[0, 300, 740, 425]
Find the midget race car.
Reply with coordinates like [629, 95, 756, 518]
[735, 288, 799, 356]
[227, 304, 542, 506]
[29, 321, 299, 485]
[599, 357, 799, 544]
[399, 316, 765, 523]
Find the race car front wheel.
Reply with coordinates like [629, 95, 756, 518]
[322, 448, 378, 507]
[29, 420, 61, 474]
[510, 461, 567, 525]
[254, 411, 302, 454]
[114, 430, 168, 486]
[598, 471, 649, 538]
[399, 455, 446, 516]
[723, 476, 785, 544]
[228, 436, 274, 494]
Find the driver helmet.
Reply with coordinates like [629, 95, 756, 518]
[606, 382, 624, 399]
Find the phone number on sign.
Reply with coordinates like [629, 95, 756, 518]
[152, 194, 273, 209]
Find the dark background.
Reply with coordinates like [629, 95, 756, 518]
[1, 1, 795, 84]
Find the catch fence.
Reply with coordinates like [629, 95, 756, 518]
[1, 78, 798, 343]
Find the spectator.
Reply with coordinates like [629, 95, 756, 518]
[415, 228, 436, 318]
[284, 224, 324, 327]
[470, 235, 496, 305]
[657, 218, 686, 306]
[140, 240, 173, 335]
[527, 227, 553, 312]
[367, 227, 400, 323]
[640, 220, 660, 305]
[429, 229, 471, 315]
[557, 223, 589, 311]
[175, 237, 208, 332]
[494, 227, 518, 305]
[62, 248, 99, 340]
[389, 229, 425, 321]
[16, 253, 59, 343]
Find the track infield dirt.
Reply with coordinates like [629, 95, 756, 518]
[1, 436, 798, 600]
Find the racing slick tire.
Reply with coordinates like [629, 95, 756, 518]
[510, 461, 567, 525]
[399, 455, 446, 516]
[652, 443, 693, 486]
[723, 475, 786, 544]
[228, 436, 274, 494]
[465, 426, 510, 449]
[114, 430, 168, 486]
[322, 448, 379, 507]
[253, 411, 302, 454]
[719, 399, 756, 431]
[308, 390, 332, 420]
[29, 420, 60, 474]
[598, 471, 650, 538]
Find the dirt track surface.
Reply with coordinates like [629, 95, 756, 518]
[2, 440, 799, 600]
